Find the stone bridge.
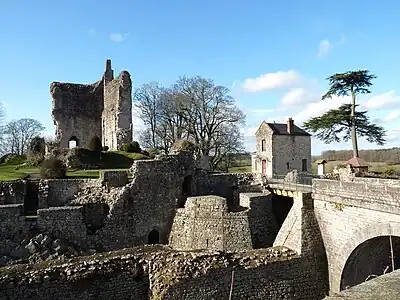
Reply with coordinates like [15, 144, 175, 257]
[271, 177, 400, 295]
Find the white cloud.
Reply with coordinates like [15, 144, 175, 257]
[109, 32, 130, 42]
[242, 70, 301, 92]
[281, 87, 316, 106]
[383, 110, 400, 123]
[317, 39, 332, 58]
[363, 90, 400, 110]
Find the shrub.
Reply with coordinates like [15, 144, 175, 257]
[29, 136, 45, 155]
[102, 146, 109, 151]
[123, 141, 141, 153]
[171, 139, 196, 153]
[88, 136, 102, 152]
[40, 157, 67, 179]
[146, 148, 161, 158]
[130, 141, 141, 153]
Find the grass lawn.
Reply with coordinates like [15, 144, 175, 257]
[0, 151, 146, 181]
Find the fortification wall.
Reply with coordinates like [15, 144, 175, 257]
[0, 204, 28, 255]
[40, 179, 101, 207]
[169, 195, 253, 251]
[193, 173, 238, 206]
[0, 246, 328, 300]
[240, 192, 279, 247]
[312, 178, 400, 213]
[51, 81, 103, 149]
[102, 71, 132, 150]
[169, 192, 279, 251]
[0, 180, 26, 205]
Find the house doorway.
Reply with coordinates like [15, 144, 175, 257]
[262, 160, 266, 174]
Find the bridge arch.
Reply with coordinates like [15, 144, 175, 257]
[333, 222, 400, 292]
[340, 235, 400, 290]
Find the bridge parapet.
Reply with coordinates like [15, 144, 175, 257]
[312, 178, 400, 212]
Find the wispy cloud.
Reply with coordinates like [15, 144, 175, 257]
[109, 32, 130, 42]
[242, 70, 302, 93]
[317, 39, 332, 58]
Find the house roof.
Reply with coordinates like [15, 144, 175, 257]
[346, 157, 369, 167]
[315, 159, 327, 164]
[266, 122, 311, 136]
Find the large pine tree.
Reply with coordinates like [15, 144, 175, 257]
[304, 70, 385, 158]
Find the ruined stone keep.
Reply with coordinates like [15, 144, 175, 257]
[51, 59, 133, 150]
[251, 118, 312, 177]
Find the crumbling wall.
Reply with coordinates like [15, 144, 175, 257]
[41, 179, 101, 208]
[102, 70, 132, 150]
[0, 204, 27, 255]
[51, 81, 103, 149]
[0, 180, 26, 205]
[99, 170, 129, 188]
[0, 246, 328, 300]
[128, 153, 195, 245]
[193, 173, 238, 207]
[169, 195, 252, 251]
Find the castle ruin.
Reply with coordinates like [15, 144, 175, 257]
[51, 60, 132, 150]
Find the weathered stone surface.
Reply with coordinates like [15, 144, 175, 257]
[51, 59, 132, 150]
[252, 120, 312, 176]
[324, 269, 400, 300]
[0, 246, 327, 300]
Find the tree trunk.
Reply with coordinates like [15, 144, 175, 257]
[351, 91, 359, 157]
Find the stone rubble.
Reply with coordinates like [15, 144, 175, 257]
[0, 233, 96, 267]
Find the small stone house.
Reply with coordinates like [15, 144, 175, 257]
[251, 118, 311, 177]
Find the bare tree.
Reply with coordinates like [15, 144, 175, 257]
[2, 118, 45, 155]
[174, 76, 246, 168]
[135, 76, 246, 170]
[133, 82, 164, 149]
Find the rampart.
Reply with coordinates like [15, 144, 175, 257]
[312, 178, 400, 213]
[0, 246, 328, 300]
[0, 154, 256, 260]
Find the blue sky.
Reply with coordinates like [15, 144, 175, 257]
[1, 0, 400, 155]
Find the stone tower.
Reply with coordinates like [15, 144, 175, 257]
[51, 59, 133, 150]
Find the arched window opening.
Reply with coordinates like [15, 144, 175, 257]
[68, 136, 79, 148]
[148, 229, 160, 245]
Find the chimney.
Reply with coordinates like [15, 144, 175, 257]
[104, 59, 114, 83]
[287, 117, 294, 134]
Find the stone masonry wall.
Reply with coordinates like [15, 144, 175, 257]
[324, 268, 400, 300]
[41, 179, 101, 208]
[102, 70, 132, 150]
[169, 196, 253, 251]
[51, 81, 103, 149]
[0, 204, 27, 256]
[254, 121, 273, 175]
[0, 180, 26, 205]
[312, 179, 400, 293]
[240, 192, 279, 248]
[193, 173, 238, 207]
[272, 135, 311, 176]
[0, 246, 328, 300]
[312, 179, 400, 213]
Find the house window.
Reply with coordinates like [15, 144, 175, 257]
[286, 162, 290, 170]
[261, 139, 266, 151]
[302, 159, 307, 172]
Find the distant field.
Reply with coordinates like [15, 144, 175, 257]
[314, 161, 400, 174]
[229, 160, 400, 174]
